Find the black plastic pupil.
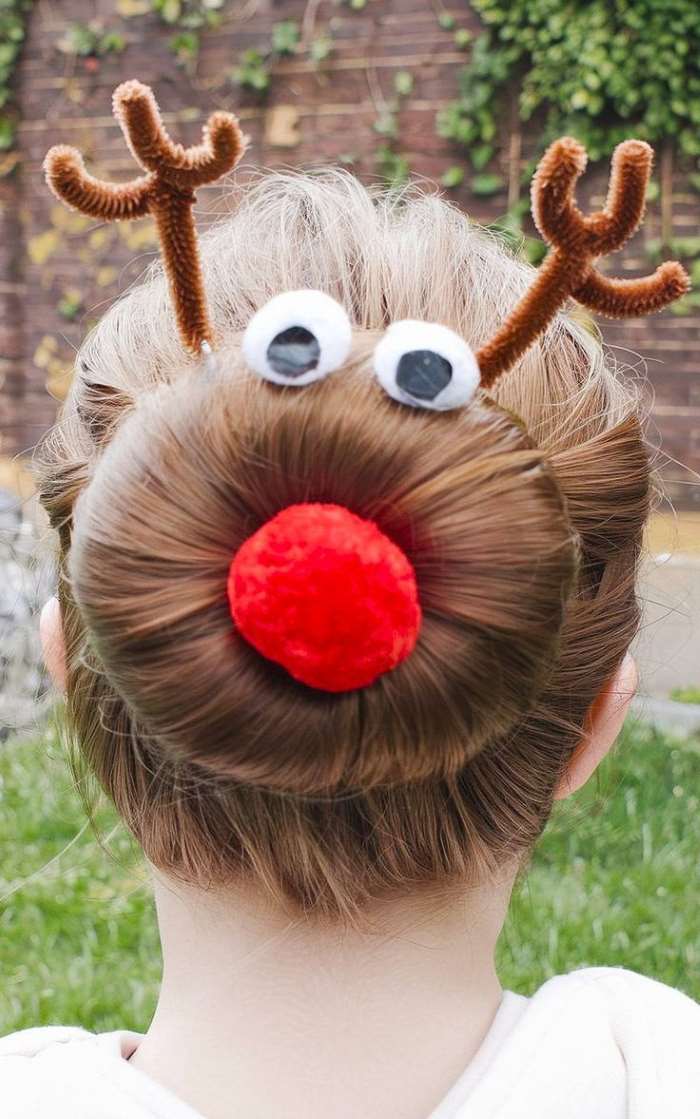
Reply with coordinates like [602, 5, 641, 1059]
[396, 349, 452, 401]
[267, 325, 320, 378]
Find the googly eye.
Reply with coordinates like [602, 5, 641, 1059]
[373, 320, 480, 411]
[242, 290, 352, 387]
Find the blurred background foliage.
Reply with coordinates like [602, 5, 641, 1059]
[439, 0, 700, 162]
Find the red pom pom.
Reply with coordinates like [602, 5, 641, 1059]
[227, 503, 421, 692]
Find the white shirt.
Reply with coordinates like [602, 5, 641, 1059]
[1, 968, 699, 1118]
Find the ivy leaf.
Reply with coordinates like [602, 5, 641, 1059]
[272, 20, 300, 56]
[373, 112, 398, 140]
[57, 289, 84, 321]
[231, 50, 270, 94]
[0, 43, 18, 67]
[57, 24, 97, 57]
[100, 32, 126, 54]
[394, 70, 414, 97]
[438, 13, 456, 31]
[155, 0, 182, 23]
[169, 31, 199, 60]
[247, 70, 269, 92]
[471, 173, 505, 196]
[310, 37, 333, 63]
[470, 142, 494, 170]
[441, 165, 465, 188]
[5, 22, 25, 43]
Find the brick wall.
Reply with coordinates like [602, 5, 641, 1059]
[3, 0, 699, 505]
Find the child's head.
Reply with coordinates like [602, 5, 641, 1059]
[38, 167, 650, 921]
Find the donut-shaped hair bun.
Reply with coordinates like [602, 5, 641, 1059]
[70, 371, 577, 794]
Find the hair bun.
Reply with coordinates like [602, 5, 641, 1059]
[70, 368, 576, 794]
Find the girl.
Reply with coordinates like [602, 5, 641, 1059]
[2, 81, 698, 1118]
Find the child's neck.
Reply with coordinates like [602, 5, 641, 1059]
[131, 871, 514, 1119]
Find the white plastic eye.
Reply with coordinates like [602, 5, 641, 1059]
[242, 290, 352, 387]
[373, 320, 480, 411]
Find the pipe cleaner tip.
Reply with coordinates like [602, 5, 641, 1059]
[615, 138, 653, 165]
[43, 144, 78, 173]
[659, 260, 691, 298]
[537, 137, 588, 182]
[113, 78, 153, 107]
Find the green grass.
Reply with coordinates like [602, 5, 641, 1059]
[502, 723, 700, 995]
[670, 685, 700, 705]
[1, 719, 698, 1034]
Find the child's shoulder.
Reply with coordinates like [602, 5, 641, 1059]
[526, 967, 700, 1114]
[538, 964, 700, 1023]
[528, 964, 700, 1053]
[0, 1027, 118, 1117]
[0, 1025, 198, 1118]
[542, 963, 697, 997]
[443, 968, 700, 1119]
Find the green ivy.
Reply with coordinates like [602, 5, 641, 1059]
[373, 111, 398, 140]
[438, 1, 700, 165]
[0, 0, 32, 151]
[441, 165, 464, 189]
[393, 70, 413, 97]
[57, 23, 126, 59]
[230, 48, 270, 93]
[150, 0, 225, 29]
[57, 288, 83, 321]
[453, 27, 472, 50]
[372, 67, 414, 188]
[148, 0, 225, 62]
[230, 20, 302, 96]
[310, 36, 333, 64]
[270, 20, 299, 56]
[471, 171, 504, 196]
[168, 29, 199, 64]
[375, 144, 410, 189]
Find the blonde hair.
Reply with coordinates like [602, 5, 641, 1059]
[38, 170, 649, 920]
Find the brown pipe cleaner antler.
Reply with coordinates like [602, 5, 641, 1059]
[44, 80, 246, 354]
[476, 137, 690, 389]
